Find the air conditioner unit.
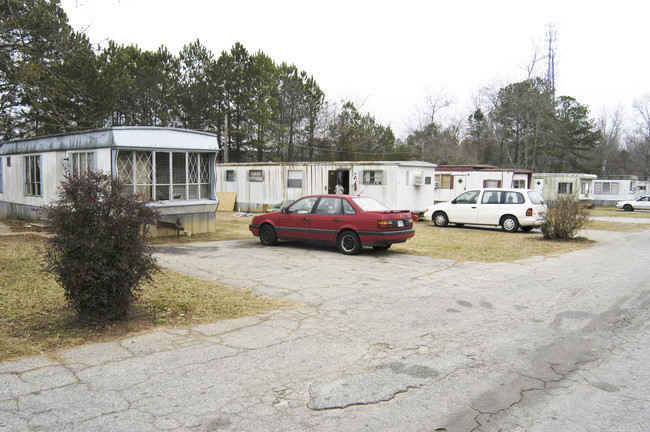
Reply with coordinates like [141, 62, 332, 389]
[412, 171, 424, 186]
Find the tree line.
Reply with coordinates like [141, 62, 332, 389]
[2, 0, 649, 178]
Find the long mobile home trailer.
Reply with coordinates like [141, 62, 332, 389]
[593, 176, 640, 206]
[215, 161, 437, 212]
[531, 173, 597, 203]
[433, 165, 533, 203]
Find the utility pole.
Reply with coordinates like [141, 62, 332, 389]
[224, 112, 229, 163]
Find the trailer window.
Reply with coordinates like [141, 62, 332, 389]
[558, 182, 573, 194]
[24, 155, 42, 197]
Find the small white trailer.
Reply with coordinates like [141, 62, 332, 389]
[215, 161, 437, 212]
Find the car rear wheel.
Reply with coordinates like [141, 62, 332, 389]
[501, 216, 519, 233]
[520, 226, 534, 232]
[624, 204, 634, 211]
[337, 231, 361, 255]
[433, 212, 449, 227]
[259, 224, 278, 246]
[373, 244, 391, 251]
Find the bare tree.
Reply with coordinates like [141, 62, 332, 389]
[410, 88, 454, 132]
[595, 106, 625, 175]
[627, 94, 650, 179]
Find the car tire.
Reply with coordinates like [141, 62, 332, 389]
[624, 204, 634, 211]
[259, 224, 278, 246]
[433, 212, 449, 227]
[501, 215, 519, 233]
[520, 226, 534, 232]
[373, 244, 391, 251]
[337, 231, 361, 255]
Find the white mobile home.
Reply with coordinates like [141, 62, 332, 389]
[531, 173, 597, 203]
[215, 161, 437, 212]
[593, 176, 639, 206]
[433, 165, 533, 203]
[0, 127, 220, 236]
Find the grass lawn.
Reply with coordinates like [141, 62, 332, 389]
[589, 206, 650, 218]
[0, 234, 294, 362]
[392, 222, 593, 262]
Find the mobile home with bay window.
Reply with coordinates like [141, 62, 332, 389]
[0, 127, 220, 235]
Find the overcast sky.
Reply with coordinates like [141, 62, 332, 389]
[60, 0, 649, 138]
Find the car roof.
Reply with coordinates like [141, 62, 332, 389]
[298, 194, 366, 198]
[464, 188, 536, 192]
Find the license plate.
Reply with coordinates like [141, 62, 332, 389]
[397, 220, 404, 227]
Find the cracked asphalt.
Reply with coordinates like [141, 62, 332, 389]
[2, 227, 649, 431]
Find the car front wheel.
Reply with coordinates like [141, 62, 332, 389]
[433, 212, 449, 227]
[624, 204, 634, 211]
[337, 231, 362, 255]
[259, 224, 278, 246]
[501, 216, 519, 233]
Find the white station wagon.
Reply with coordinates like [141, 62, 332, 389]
[424, 188, 547, 232]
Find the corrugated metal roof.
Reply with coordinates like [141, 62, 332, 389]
[218, 160, 437, 168]
[0, 127, 220, 155]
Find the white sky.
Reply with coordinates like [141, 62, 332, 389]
[61, 0, 649, 138]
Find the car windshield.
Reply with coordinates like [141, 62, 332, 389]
[527, 191, 545, 205]
[351, 197, 390, 212]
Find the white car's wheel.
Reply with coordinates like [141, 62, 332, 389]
[433, 212, 449, 227]
[501, 216, 519, 233]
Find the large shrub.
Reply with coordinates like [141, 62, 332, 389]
[541, 194, 590, 239]
[45, 172, 160, 321]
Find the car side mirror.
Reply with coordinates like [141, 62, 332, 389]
[451, 199, 457, 204]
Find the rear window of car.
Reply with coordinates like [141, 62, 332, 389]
[527, 191, 545, 205]
[351, 197, 390, 211]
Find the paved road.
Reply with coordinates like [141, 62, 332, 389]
[2, 228, 649, 431]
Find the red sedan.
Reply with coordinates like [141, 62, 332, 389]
[249, 195, 415, 255]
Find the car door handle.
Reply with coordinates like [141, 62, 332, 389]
[301, 217, 310, 221]
[332, 218, 342, 222]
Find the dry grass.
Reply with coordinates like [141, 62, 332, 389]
[589, 207, 650, 218]
[0, 234, 294, 362]
[392, 223, 593, 262]
[585, 219, 650, 232]
[150, 211, 254, 244]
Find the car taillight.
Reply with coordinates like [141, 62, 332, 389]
[526, 208, 533, 216]
[378, 219, 412, 229]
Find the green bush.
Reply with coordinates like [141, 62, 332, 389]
[45, 172, 160, 321]
[541, 195, 590, 239]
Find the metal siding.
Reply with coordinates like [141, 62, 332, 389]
[0, 127, 219, 155]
